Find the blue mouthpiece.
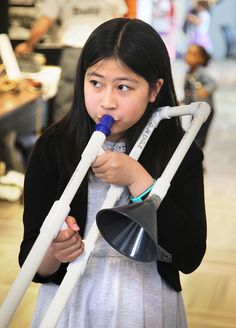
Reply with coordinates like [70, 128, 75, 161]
[95, 115, 115, 136]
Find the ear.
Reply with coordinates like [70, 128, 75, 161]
[149, 79, 164, 103]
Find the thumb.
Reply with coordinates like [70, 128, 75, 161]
[65, 216, 80, 232]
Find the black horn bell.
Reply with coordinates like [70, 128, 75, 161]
[96, 195, 171, 263]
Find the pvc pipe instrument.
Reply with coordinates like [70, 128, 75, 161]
[0, 115, 114, 327]
[0, 102, 210, 327]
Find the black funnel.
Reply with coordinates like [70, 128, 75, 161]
[96, 196, 171, 263]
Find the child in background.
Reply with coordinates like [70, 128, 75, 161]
[183, 43, 217, 149]
[19, 18, 207, 327]
[183, 0, 212, 53]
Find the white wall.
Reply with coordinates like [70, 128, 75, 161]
[209, 0, 236, 58]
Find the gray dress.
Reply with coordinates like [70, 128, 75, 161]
[31, 141, 187, 328]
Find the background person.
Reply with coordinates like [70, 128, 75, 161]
[182, 43, 217, 149]
[183, 0, 212, 53]
[15, 0, 128, 123]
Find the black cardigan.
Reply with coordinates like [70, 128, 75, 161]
[19, 135, 207, 292]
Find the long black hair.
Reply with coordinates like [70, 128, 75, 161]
[41, 18, 182, 178]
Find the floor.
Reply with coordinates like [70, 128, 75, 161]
[0, 58, 236, 327]
[173, 58, 236, 328]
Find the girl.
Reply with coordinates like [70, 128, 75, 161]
[19, 18, 207, 327]
[183, 43, 217, 149]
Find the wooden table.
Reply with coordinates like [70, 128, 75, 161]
[0, 88, 48, 139]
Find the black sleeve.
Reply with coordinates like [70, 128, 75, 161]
[18, 138, 68, 284]
[157, 143, 207, 274]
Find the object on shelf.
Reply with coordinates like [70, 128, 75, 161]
[17, 52, 46, 72]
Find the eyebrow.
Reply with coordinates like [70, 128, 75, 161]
[86, 72, 139, 84]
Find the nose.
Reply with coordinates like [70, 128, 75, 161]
[101, 87, 117, 111]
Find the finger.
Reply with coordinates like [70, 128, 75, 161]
[60, 246, 84, 263]
[92, 164, 109, 175]
[53, 230, 78, 246]
[92, 152, 110, 168]
[55, 227, 79, 243]
[55, 239, 84, 263]
[65, 216, 80, 232]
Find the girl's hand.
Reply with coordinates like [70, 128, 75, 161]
[92, 151, 154, 197]
[49, 216, 84, 263]
[38, 216, 84, 277]
[92, 151, 139, 186]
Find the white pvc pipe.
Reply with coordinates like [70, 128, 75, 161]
[39, 105, 166, 327]
[60, 132, 107, 205]
[0, 130, 108, 328]
[39, 186, 124, 328]
[40, 101, 210, 326]
[0, 102, 210, 327]
[150, 102, 211, 200]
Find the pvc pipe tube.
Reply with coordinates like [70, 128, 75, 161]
[39, 108, 167, 327]
[150, 102, 211, 201]
[0, 116, 114, 328]
[0, 103, 210, 327]
[39, 185, 124, 327]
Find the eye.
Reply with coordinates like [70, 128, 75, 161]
[90, 80, 102, 88]
[118, 84, 129, 92]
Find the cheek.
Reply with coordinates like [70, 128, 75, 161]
[136, 91, 151, 112]
[84, 96, 92, 116]
[85, 93, 92, 109]
[84, 86, 96, 117]
[121, 96, 148, 121]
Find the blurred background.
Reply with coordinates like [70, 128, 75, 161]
[0, 0, 235, 327]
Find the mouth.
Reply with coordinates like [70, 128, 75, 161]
[97, 115, 119, 123]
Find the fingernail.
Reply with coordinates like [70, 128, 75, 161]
[72, 223, 80, 231]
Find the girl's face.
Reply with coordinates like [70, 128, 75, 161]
[84, 58, 163, 141]
[185, 45, 204, 69]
